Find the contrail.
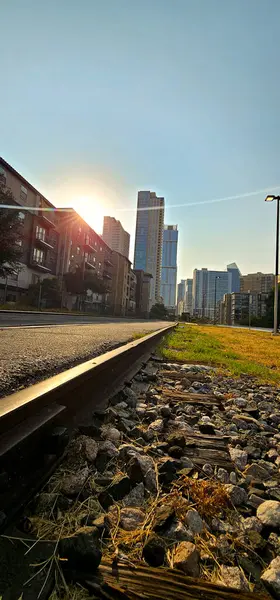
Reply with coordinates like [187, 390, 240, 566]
[116, 185, 280, 212]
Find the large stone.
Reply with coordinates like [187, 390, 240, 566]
[242, 516, 263, 533]
[173, 542, 199, 577]
[246, 463, 270, 481]
[218, 566, 250, 591]
[143, 535, 166, 567]
[158, 457, 180, 485]
[185, 509, 204, 535]
[163, 520, 194, 542]
[127, 452, 157, 493]
[60, 467, 89, 497]
[229, 448, 248, 471]
[168, 445, 185, 458]
[261, 556, 280, 598]
[95, 441, 119, 473]
[83, 437, 98, 463]
[119, 507, 145, 531]
[225, 484, 248, 506]
[123, 387, 137, 408]
[257, 500, 280, 527]
[167, 432, 186, 448]
[148, 419, 164, 433]
[122, 483, 145, 507]
[59, 530, 101, 573]
[101, 427, 121, 444]
[98, 475, 131, 509]
[154, 505, 175, 531]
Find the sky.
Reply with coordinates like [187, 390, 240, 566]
[1, 0, 280, 280]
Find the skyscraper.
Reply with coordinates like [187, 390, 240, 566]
[227, 262, 241, 293]
[160, 225, 178, 309]
[134, 191, 164, 307]
[102, 216, 130, 258]
[193, 267, 235, 319]
[185, 278, 193, 315]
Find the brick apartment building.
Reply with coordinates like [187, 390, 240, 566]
[0, 158, 147, 316]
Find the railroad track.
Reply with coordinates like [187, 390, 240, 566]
[0, 324, 273, 600]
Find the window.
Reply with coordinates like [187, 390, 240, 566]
[18, 211, 25, 223]
[100, 246, 103, 252]
[33, 247, 44, 264]
[20, 185, 27, 201]
[98, 262, 102, 269]
[36, 225, 46, 241]
[76, 246, 81, 255]
[15, 239, 22, 247]
[32, 274, 40, 285]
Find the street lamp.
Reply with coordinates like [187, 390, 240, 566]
[265, 195, 280, 335]
[214, 275, 221, 325]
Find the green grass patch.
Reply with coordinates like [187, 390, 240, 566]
[160, 324, 280, 384]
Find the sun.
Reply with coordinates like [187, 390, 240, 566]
[72, 196, 105, 234]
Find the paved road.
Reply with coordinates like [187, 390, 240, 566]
[0, 319, 171, 397]
[0, 311, 145, 328]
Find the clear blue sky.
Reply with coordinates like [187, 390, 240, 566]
[1, 0, 280, 280]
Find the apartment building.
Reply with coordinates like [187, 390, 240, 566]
[240, 272, 274, 294]
[109, 251, 134, 316]
[160, 225, 178, 310]
[133, 270, 153, 318]
[102, 216, 130, 259]
[219, 292, 269, 325]
[134, 191, 164, 308]
[185, 279, 193, 315]
[0, 158, 59, 302]
[192, 265, 241, 320]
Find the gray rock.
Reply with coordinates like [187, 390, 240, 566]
[119, 507, 145, 531]
[225, 484, 248, 506]
[60, 467, 89, 497]
[218, 566, 250, 591]
[127, 452, 157, 493]
[257, 500, 280, 527]
[229, 471, 237, 484]
[185, 509, 204, 534]
[164, 520, 194, 542]
[261, 556, 280, 598]
[122, 483, 145, 507]
[59, 530, 101, 572]
[234, 398, 248, 408]
[123, 387, 137, 408]
[229, 448, 248, 471]
[95, 441, 119, 473]
[241, 516, 263, 533]
[246, 463, 270, 480]
[81, 437, 98, 463]
[101, 427, 121, 444]
[173, 542, 200, 577]
[180, 457, 195, 469]
[148, 419, 164, 433]
[217, 468, 229, 483]
[202, 463, 214, 476]
[248, 494, 265, 508]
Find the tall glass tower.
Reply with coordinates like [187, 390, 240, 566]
[160, 225, 178, 309]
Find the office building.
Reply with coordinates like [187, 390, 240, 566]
[219, 292, 269, 325]
[227, 263, 241, 293]
[133, 191, 164, 307]
[185, 278, 193, 315]
[102, 216, 130, 259]
[160, 225, 178, 309]
[240, 272, 274, 294]
[177, 279, 187, 304]
[192, 267, 234, 320]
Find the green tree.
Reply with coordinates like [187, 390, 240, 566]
[27, 278, 62, 308]
[64, 268, 106, 295]
[150, 302, 169, 319]
[0, 184, 23, 277]
[264, 284, 280, 327]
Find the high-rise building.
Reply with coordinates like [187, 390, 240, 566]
[177, 279, 187, 304]
[185, 278, 193, 315]
[133, 191, 164, 307]
[240, 272, 274, 294]
[102, 216, 130, 259]
[160, 225, 178, 309]
[192, 267, 236, 319]
[227, 263, 241, 292]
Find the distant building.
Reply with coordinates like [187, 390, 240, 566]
[219, 292, 269, 325]
[227, 262, 241, 293]
[110, 251, 133, 316]
[102, 216, 130, 259]
[161, 225, 178, 309]
[185, 279, 193, 315]
[192, 267, 235, 320]
[133, 270, 153, 318]
[177, 279, 187, 304]
[240, 272, 274, 294]
[134, 191, 164, 308]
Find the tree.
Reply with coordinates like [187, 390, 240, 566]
[0, 184, 23, 277]
[27, 278, 61, 308]
[64, 268, 106, 295]
[264, 284, 280, 327]
[150, 302, 169, 319]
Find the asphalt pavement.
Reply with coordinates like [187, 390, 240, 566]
[0, 319, 171, 397]
[0, 311, 144, 328]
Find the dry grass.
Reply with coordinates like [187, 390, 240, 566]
[160, 324, 280, 384]
[172, 476, 229, 519]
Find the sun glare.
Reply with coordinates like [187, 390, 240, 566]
[72, 196, 105, 234]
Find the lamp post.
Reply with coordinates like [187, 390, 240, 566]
[214, 275, 221, 325]
[265, 195, 280, 334]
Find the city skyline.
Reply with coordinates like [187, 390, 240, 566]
[1, 0, 280, 280]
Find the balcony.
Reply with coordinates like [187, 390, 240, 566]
[35, 233, 54, 250]
[30, 259, 51, 273]
[85, 259, 96, 270]
[103, 270, 112, 280]
[84, 237, 97, 253]
[104, 257, 113, 267]
[38, 210, 55, 228]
